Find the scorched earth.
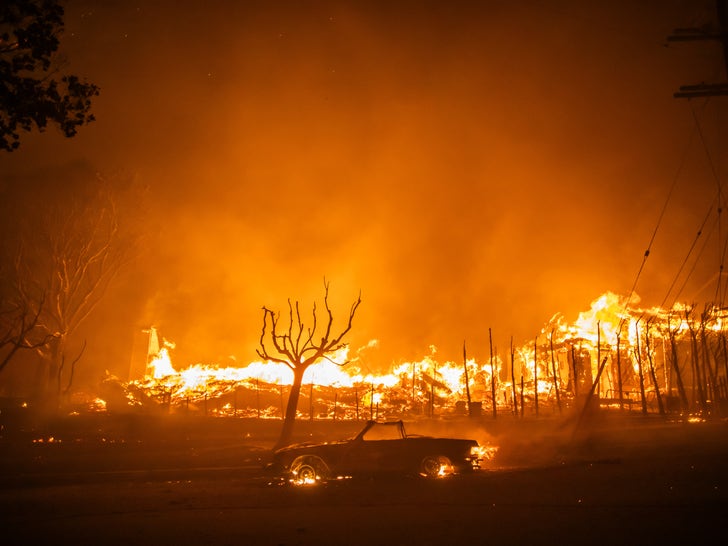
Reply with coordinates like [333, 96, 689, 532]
[1, 411, 727, 545]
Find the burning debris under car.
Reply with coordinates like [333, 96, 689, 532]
[267, 419, 484, 485]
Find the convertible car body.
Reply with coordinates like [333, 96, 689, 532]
[269, 420, 483, 485]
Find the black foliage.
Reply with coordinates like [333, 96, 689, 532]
[0, 0, 99, 151]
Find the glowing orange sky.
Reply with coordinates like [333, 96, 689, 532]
[1, 0, 726, 383]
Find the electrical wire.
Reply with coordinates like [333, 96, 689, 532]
[625, 105, 701, 317]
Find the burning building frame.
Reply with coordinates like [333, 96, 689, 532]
[103, 291, 728, 422]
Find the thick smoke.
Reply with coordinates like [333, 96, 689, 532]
[0, 1, 724, 389]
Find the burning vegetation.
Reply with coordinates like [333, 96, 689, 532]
[100, 291, 728, 422]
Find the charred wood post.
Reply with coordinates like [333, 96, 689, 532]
[597, 322, 602, 399]
[463, 340, 473, 417]
[616, 331, 625, 411]
[549, 329, 562, 414]
[645, 321, 665, 416]
[634, 321, 648, 415]
[510, 336, 518, 417]
[667, 317, 689, 412]
[431, 383, 435, 418]
[370, 383, 374, 419]
[571, 345, 579, 398]
[489, 328, 497, 419]
[574, 354, 610, 434]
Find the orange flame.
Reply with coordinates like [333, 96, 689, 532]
[105, 291, 725, 419]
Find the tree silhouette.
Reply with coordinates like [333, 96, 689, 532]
[0, 290, 51, 374]
[0, 0, 99, 151]
[0, 171, 144, 408]
[257, 281, 361, 449]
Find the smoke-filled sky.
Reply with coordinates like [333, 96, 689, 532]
[2, 0, 727, 383]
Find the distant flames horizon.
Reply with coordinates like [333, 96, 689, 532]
[102, 290, 728, 420]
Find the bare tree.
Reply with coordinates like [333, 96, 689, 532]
[257, 281, 361, 449]
[0, 290, 51, 373]
[1, 172, 143, 408]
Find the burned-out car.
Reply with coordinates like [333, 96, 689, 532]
[268, 420, 483, 485]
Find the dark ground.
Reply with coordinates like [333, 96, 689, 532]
[1, 407, 727, 545]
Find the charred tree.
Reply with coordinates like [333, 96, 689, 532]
[462, 340, 472, 417]
[257, 281, 361, 450]
[634, 321, 648, 415]
[0, 173, 141, 409]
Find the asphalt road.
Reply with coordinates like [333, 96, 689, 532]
[3, 449, 727, 545]
[2, 415, 728, 545]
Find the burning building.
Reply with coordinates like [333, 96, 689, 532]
[102, 291, 728, 422]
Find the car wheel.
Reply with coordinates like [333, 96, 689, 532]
[289, 455, 331, 485]
[419, 455, 454, 478]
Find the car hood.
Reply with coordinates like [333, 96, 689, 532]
[274, 439, 350, 454]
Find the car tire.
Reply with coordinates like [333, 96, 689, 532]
[419, 455, 454, 478]
[289, 455, 331, 485]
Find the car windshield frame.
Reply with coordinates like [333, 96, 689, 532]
[354, 420, 407, 442]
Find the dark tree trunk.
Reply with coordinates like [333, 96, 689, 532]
[275, 366, 307, 449]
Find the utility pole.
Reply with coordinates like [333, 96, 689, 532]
[668, 0, 728, 98]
